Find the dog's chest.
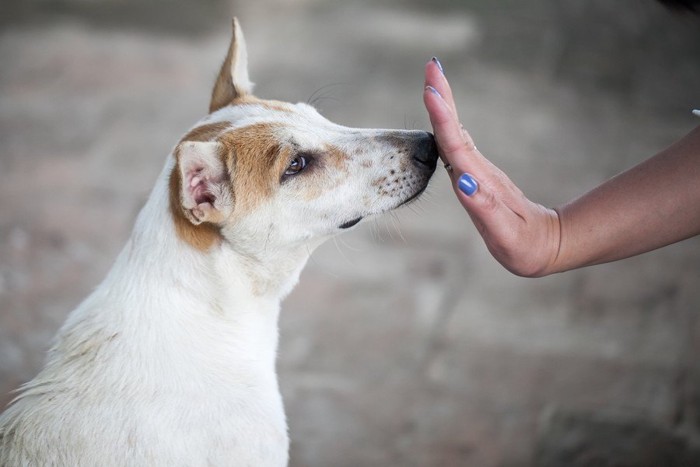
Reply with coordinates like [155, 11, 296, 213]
[139, 391, 290, 466]
[107, 321, 289, 465]
[2, 285, 291, 466]
[2, 368, 290, 466]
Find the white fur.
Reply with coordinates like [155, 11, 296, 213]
[0, 22, 436, 467]
[0, 157, 290, 466]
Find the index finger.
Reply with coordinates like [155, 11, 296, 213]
[423, 84, 475, 164]
[425, 58, 458, 117]
[423, 59, 479, 160]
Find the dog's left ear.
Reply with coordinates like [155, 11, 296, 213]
[210, 17, 254, 113]
[177, 141, 233, 225]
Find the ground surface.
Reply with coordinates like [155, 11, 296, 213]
[1, 0, 699, 465]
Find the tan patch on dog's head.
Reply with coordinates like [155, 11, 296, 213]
[324, 146, 350, 172]
[218, 122, 291, 214]
[169, 122, 231, 251]
[170, 121, 293, 251]
[297, 145, 350, 201]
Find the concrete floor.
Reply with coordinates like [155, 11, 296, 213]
[1, 0, 699, 465]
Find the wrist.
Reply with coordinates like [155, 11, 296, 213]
[500, 204, 562, 278]
[531, 206, 563, 277]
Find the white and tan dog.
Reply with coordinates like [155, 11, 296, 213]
[0, 19, 437, 466]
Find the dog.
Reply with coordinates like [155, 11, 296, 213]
[0, 18, 437, 466]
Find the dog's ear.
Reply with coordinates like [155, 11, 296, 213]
[210, 17, 254, 113]
[177, 141, 233, 225]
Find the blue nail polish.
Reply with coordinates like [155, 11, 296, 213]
[458, 173, 478, 196]
[426, 85, 442, 98]
[431, 56, 444, 74]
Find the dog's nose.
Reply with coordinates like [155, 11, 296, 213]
[412, 132, 439, 171]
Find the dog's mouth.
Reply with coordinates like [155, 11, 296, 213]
[338, 216, 363, 229]
[397, 184, 428, 208]
[337, 183, 429, 231]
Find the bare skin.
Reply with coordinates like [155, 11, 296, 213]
[423, 58, 700, 277]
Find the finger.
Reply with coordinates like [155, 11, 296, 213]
[423, 85, 476, 165]
[453, 172, 520, 253]
[423, 60, 479, 164]
[424, 58, 457, 116]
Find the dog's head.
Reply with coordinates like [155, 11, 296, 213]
[169, 18, 438, 254]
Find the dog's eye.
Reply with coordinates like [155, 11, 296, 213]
[284, 155, 307, 176]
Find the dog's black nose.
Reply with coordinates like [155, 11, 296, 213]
[412, 132, 439, 170]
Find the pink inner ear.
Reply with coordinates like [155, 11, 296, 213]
[187, 168, 215, 205]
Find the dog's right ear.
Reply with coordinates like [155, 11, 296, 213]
[210, 17, 254, 113]
[176, 141, 233, 225]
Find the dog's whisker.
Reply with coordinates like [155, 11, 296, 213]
[406, 202, 424, 215]
[373, 218, 384, 240]
[408, 189, 438, 211]
[389, 212, 407, 245]
[335, 232, 363, 253]
[384, 216, 397, 243]
[380, 215, 401, 244]
[305, 241, 342, 280]
[306, 82, 348, 107]
[312, 96, 342, 109]
[332, 235, 361, 269]
[402, 114, 420, 131]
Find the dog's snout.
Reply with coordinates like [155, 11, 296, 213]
[412, 132, 439, 170]
[376, 131, 439, 171]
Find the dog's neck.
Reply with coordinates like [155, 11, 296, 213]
[95, 157, 312, 373]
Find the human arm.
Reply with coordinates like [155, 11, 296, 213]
[423, 58, 700, 277]
[554, 125, 700, 272]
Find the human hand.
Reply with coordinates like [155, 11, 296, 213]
[423, 58, 561, 277]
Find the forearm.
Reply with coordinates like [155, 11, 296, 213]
[549, 125, 700, 273]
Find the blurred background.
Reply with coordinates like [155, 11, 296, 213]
[1, 0, 700, 465]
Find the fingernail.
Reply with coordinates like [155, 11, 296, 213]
[426, 85, 442, 98]
[431, 56, 444, 74]
[458, 173, 478, 197]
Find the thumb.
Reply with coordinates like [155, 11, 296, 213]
[457, 173, 479, 197]
[452, 171, 516, 246]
